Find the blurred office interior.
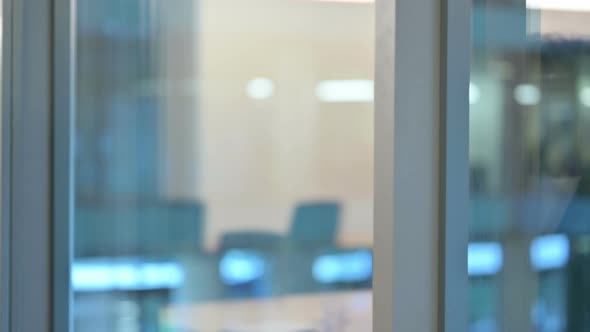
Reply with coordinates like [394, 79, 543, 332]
[73, 0, 373, 331]
[1, 0, 589, 331]
[469, 1, 590, 331]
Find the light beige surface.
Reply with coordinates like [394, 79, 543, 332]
[162, 291, 372, 332]
[159, 0, 375, 250]
[541, 10, 590, 38]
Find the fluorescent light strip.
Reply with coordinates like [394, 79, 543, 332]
[530, 234, 570, 271]
[527, 0, 590, 12]
[316, 80, 374, 103]
[514, 84, 541, 106]
[246, 77, 275, 100]
[72, 260, 185, 292]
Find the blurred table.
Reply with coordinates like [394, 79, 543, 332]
[161, 290, 372, 332]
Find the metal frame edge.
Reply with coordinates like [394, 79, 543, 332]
[1, 0, 14, 328]
[438, 0, 471, 331]
[52, 0, 76, 330]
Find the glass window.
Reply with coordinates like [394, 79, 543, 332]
[73, 0, 374, 331]
[470, 1, 590, 331]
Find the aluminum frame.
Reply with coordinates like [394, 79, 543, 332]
[4, 0, 53, 330]
[0, 0, 75, 330]
[52, 0, 76, 330]
[374, 0, 470, 331]
[438, 0, 471, 331]
[1, 0, 12, 329]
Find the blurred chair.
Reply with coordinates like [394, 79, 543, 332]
[219, 231, 283, 251]
[288, 202, 340, 248]
[273, 202, 342, 295]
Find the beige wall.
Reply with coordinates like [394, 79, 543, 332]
[161, 0, 375, 249]
[541, 10, 590, 38]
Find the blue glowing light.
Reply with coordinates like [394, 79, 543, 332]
[312, 250, 372, 284]
[468, 242, 503, 276]
[219, 250, 266, 286]
[530, 234, 569, 271]
[72, 259, 185, 292]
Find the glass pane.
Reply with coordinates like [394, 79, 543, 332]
[470, 1, 590, 331]
[72, 0, 374, 331]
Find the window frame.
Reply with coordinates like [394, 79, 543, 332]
[1, 0, 74, 330]
[373, 0, 470, 331]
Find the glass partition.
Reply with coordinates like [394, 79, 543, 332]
[470, 1, 590, 331]
[73, 0, 374, 331]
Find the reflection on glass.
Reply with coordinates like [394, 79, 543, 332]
[73, 0, 374, 331]
[470, 1, 590, 331]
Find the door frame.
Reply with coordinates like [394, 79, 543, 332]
[0, 0, 75, 330]
[52, 0, 76, 330]
[373, 0, 470, 331]
[0, 0, 471, 331]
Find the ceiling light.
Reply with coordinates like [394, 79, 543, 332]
[580, 86, 590, 107]
[470, 82, 481, 105]
[247, 78, 275, 100]
[514, 84, 541, 106]
[316, 80, 374, 103]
